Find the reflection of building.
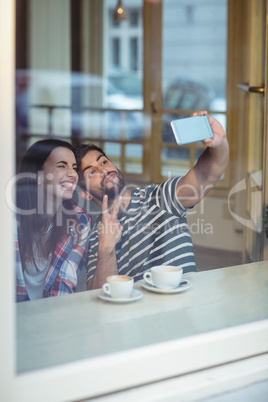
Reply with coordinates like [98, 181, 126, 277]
[108, 0, 143, 72]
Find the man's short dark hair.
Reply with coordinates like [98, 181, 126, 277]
[74, 144, 108, 170]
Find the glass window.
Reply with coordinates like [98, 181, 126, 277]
[162, 0, 227, 107]
[125, 144, 143, 173]
[129, 9, 139, 27]
[161, 147, 190, 178]
[162, 113, 191, 144]
[161, 0, 227, 179]
[112, 38, 120, 67]
[104, 142, 122, 170]
[130, 38, 138, 71]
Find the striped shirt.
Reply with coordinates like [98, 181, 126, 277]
[86, 177, 196, 282]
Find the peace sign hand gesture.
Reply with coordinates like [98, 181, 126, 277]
[98, 195, 123, 254]
[88, 195, 123, 290]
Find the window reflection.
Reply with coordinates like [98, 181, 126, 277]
[16, 0, 144, 176]
[104, 142, 122, 170]
[161, 0, 227, 179]
[161, 147, 190, 177]
[125, 144, 143, 173]
[162, 113, 191, 144]
[162, 0, 227, 110]
[163, 80, 213, 111]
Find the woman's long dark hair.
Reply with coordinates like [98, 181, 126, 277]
[16, 139, 78, 270]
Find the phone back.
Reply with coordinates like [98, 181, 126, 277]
[170, 115, 213, 145]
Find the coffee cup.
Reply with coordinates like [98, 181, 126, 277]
[102, 275, 134, 298]
[143, 266, 183, 289]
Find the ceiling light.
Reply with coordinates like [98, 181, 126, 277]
[113, 0, 126, 23]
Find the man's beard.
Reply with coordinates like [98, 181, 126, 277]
[100, 169, 125, 200]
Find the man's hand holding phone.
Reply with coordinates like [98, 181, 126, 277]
[191, 110, 226, 148]
[170, 110, 226, 148]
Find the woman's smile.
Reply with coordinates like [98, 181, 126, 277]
[41, 147, 78, 212]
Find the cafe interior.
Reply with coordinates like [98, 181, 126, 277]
[1, 0, 268, 401]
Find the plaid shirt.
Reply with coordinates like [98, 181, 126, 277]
[16, 209, 90, 302]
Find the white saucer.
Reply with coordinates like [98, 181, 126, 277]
[98, 289, 143, 303]
[140, 279, 192, 294]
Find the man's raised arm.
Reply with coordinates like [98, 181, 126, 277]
[176, 110, 229, 209]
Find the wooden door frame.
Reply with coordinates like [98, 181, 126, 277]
[227, 0, 268, 262]
[263, 0, 268, 259]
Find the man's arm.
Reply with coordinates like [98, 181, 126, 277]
[87, 195, 123, 290]
[176, 111, 229, 208]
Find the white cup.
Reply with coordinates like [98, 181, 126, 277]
[102, 275, 134, 298]
[143, 266, 183, 289]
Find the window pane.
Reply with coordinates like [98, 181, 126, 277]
[79, 110, 143, 142]
[16, 0, 144, 173]
[125, 144, 143, 173]
[108, 74, 142, 97]
[52, 109, 71, 137]
[105, 111, 143, 141]
[104, 142, 122, 171]
[107, 0, 143, 108]
[125, 111, 143, 140]
[28, 107, 50, 135]
[112, 38, 120, 67]
[130, 38, 138, 71]
[162, 113, 191, 144]
[83, 111, 108, 140]
[161, 147, 190, 177]
[106, 111, 123, 140]
[162, 0, 227, 111]
[129, 9, 139, 26]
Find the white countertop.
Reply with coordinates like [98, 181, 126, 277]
[16, 261, 268, 374]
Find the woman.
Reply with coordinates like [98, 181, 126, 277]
[16, 139, 90, 302]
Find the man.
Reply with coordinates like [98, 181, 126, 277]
[75, 111, 229, 290]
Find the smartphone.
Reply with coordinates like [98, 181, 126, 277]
[170, 115, 213, 145]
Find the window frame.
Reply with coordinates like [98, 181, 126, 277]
[1, 1, 268, 401]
